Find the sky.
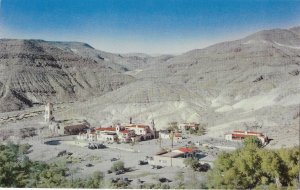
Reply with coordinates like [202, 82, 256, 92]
[0, 0, 299, 54]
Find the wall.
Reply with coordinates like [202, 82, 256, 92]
[160, 133, 170, 139]
[153, 155, 172, 167]
[171, 157, 185, 167]
[152, 155, 186, 168]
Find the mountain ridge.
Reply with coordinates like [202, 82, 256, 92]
[0, 26, 299, 119]
[0, 39, 135, 112]
[1, 26, 299, 147]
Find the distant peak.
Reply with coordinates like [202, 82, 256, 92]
[49, 41, 95, 49]
[290, 26, 300, 35]
[241, 27, 300, 46]
[290, 26, 300, 30]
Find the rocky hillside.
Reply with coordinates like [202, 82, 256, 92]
[0, 26, 299, 147]
[1, 27, 300, 145]
[60, 27, 299, 148]
[0, 39, 134, 112]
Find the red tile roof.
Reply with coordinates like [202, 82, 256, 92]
[178, 147, 197, 153]
[120, 130, 130, 134]
[96, 127, 116, 131]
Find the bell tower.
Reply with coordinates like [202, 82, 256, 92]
[45, 102, 54, 123]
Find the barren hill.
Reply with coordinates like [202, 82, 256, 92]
[0, 27, 299, 147]
[0, 39, 134, 112]
[61, 27, 300, 147]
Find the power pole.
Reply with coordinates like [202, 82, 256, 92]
[170, 130, 174, 148]
[159, 136, 162, 148]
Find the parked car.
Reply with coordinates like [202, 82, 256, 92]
[159, 177, 171, 183]
[86, 163, 94, 167]
[151, 165, 162, 169]
[111, 177, 120, 183]
[88, 145, 95, 150]
[116, 170, 124, 175]
[138, 160, 148, 165]
[57, 150, 67, 157]
[67, 152, 73, 156]
[85, 163, 94, 167]
[110, 157, 119, 162]
[159, 177, 167, 183]
[98, 144, 106, 149]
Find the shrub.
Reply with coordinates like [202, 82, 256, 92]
[244, 136, 263, 148]
[111, 161, 125, 172]
[184, 157, 200, 170]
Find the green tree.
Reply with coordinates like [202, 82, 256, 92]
[85, 171, 105, 188]
[244, 136, 263, 148]
[188, 124, 207, 136]
[259, 149, 284, 186]
[277, 146, 300, 186]
[184, 157, 200, 171]
[206, 145, 299, 189]
[0, 143, 32, 187]
[0, 143, 115, 188]
[111, 161, 125, 172]
[36, 163, 68, 188]
[167, 122, 178, 131]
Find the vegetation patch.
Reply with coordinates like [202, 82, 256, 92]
[206, 137, 299, 189]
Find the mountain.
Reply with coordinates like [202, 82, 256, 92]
[0, 39, 135, 112]
[61, 27, 300, 148]
[0, 27, 299, 147]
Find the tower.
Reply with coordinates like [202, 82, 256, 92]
[150, 119, 156, 138]
[44, 102, 54, 123]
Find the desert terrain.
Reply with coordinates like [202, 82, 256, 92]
[0, 26, 299, 187]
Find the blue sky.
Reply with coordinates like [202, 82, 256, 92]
[0, 0, 299, 54]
